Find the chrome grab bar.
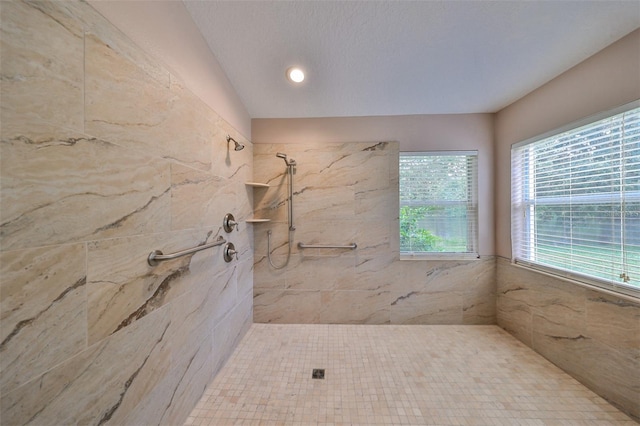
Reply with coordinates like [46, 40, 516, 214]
[297, 242, 357, 250]
[148, 236, 226, 266]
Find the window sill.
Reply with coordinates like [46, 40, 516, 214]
[400, 253, 480, 261]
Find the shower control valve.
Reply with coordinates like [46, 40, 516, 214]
[223, 242, 239, 262]
[223, 213, 238, 233]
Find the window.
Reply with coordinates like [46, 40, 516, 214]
[511, 102, 640, 297]
[399, 152, 478, 257]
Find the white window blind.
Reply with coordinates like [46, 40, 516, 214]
[511, 103, 640, 297]
[399, 152, 478, 255]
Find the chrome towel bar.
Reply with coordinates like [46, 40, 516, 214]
[297, 242, 357, 250]
[148, 235, 226, 266]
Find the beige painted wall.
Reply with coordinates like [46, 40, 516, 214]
[494, 28, 640, 258]
[253, 114, 495, 256]
[87, 0, 252, 140]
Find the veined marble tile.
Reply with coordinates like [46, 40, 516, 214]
[253, 290, 321, 324]
[290, 219, 358, 257]
[231, 224, 254, 262]
[192, 262, 238, 327]
[496, 257, 536, 303]
[294, 148, 391, 191]
[389, 290, 463, 324]
[398, 258, 492, 295]
[496, 295, 532, 347]
[253, 222, 294, 258]
[349, 253, 397, 292]
[85, 34, 211, 171]
[355, 185, 398, 219]
[119, 245, 248, 425]
[0, 0, 83, 131]
[295, 185, 356, 222]
[578, 338, 640, 420]
[353, 154, 392, 193]
[0, 244, 87, 391]
[285, 255, 356, 291]
[252, 255, 287, 290]
[463, 291, 496, 324]
[212, 291, 253, 374]
[0, 122, 171, 251]
[319, 290, 390, 324]
[87, 8, 170, 89]
[87, 229, 224, 345]
[0, 307, 171, 425]
[461, 257, 496, 325]
[120, 282, 231, 424]
[211, 121, 253, 181]
[236, 258, 254, 299]
[529, 285, 586, 335]
[119, 328, 213, 426]
[585, 291, 640, 361]
[170, 163, 234, 231]
[533, 328, 639, 420]
[531, 322, 589, 383]
[253, 151, 290, 188]
[353, 219, 392, 256]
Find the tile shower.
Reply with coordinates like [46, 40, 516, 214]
[252, 142, 496, 325]
[1, 1, 639, 425]
[1, 1, 252, 423]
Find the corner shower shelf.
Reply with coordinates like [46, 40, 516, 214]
[245, 182, 270, 223]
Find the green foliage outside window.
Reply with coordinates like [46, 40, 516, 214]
[400, 206, 440, 251]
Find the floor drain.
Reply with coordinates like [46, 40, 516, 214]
[312, 369, 325, 379]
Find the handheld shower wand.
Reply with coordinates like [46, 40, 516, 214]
[268, 152, 296, 269]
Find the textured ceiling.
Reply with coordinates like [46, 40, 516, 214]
[184, 1, 639, 119]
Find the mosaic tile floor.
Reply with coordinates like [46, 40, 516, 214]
[185, 324, 635, 425]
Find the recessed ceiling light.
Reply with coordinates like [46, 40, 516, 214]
[287, 67, 305, 83]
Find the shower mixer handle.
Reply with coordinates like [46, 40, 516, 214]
[223, 242, 238, 262]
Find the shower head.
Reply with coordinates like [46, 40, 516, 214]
[226, 135, 245, 151]
[276, 152, 295, 166]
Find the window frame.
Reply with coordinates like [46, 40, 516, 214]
[399, 151, 479, 260]
[511, 100, 640, 299]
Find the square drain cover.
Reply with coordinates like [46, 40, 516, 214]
[312, 369, 325, 379]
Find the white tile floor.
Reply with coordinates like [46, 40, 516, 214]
[185, 324, 635, 425]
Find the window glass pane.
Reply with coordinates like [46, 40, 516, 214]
[400, 153, 477, 254]
[512, 104, 640, 295]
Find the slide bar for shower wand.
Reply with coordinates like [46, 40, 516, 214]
[298, 242, 357, 250]
[148, 236, 226, 266]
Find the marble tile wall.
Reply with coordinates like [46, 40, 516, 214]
[253, 143, 496, 325]
[496, 257, 640, 421]
[0, 1, 252, 424]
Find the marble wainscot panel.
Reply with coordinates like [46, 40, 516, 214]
[86, 229, 226, 345]
[496, 256, 640, 421]
[85, 32, 212, 171]
[0, 122, 171, 251]
[170, 163, 236, 231]
[1, 1, 253, 424]
[253, 141, 495, 325]
[253, 142, 397, 324]
[0, 0, 84, 131]
[120, 267, 252, 425]
[1, 308, 172, 425]
[0, 244, 87, 391]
